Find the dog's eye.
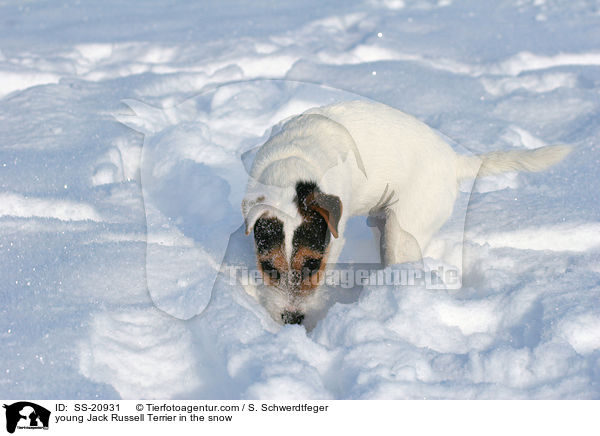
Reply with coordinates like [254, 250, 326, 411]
[260, 260, 280, 282]
[301, 257, 322, 279]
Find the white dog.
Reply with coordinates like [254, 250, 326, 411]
[242, 100, 571, 326]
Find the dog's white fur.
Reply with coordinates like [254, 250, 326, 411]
[242, 100, 571, 325]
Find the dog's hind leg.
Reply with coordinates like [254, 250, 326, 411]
[367, 186, 423, 267]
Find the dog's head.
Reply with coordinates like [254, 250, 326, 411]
[242, 180, 342, 325]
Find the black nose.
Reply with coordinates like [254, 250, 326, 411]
[281, 310, 304, 325]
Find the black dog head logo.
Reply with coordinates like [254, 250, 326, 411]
[3, 402, 50, 434]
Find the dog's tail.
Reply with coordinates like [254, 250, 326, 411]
[456, 144, 572, 180]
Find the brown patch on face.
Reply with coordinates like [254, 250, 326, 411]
[291, 246, 328, 295]
[257, 246, 288, 286]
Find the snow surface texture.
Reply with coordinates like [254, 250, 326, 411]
[1, 0, 599, 399]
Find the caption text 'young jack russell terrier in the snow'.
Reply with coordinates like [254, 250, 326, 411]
[241, 100, 571, 327]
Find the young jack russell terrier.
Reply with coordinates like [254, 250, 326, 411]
[241, 100, 571, 326]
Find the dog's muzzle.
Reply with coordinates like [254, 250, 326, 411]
[281, 310, 304, 325]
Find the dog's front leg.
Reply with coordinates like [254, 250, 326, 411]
[367, 187, 422, 267]
[378, 209, 422, 266]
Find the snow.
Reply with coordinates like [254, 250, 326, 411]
[1, 0, 599, 399]
[0, 192, 101, 222]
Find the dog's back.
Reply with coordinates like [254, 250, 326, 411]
[302, 101, 459, 215]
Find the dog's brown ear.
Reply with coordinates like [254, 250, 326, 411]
[307, 192, 343, 238]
